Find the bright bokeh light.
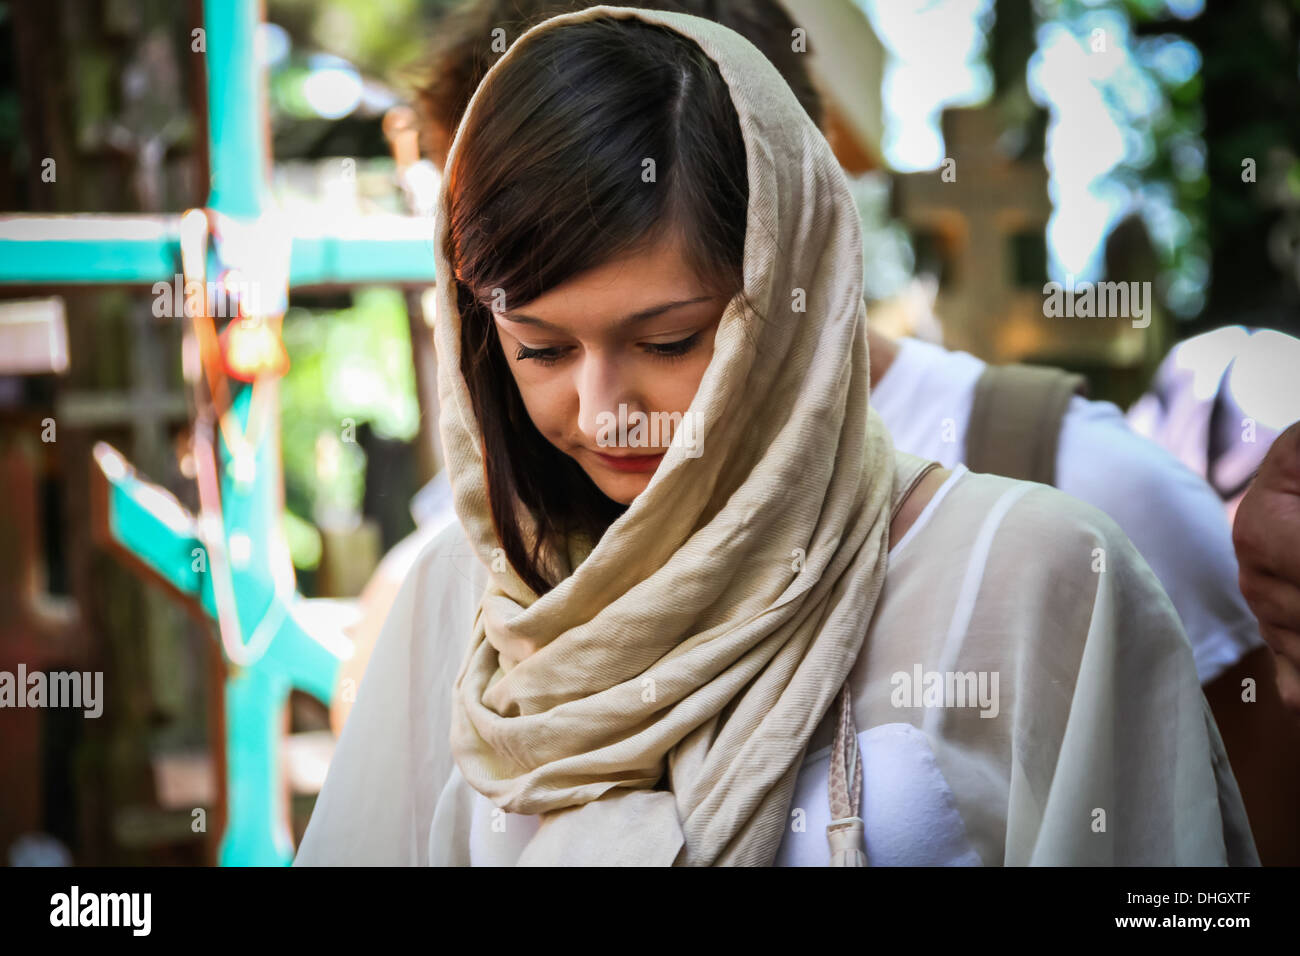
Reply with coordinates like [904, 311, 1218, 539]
[301, 59, 363, 119]
[859, 0, 994, 173]
[1030, 17, 1132, 280]
[1173, 325, 1251, 401]
[256, 22, 291, 67]
[859, 0, 1207, 306]
[1227, 330, 1300, 431]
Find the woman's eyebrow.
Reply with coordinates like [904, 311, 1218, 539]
[501, 296, 715, 331]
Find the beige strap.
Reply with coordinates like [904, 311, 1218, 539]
[890, 456, 941, 527]
[965, 364, 1087, 486]
[826, 452, 940, 866]
[827, 683, 867, 866]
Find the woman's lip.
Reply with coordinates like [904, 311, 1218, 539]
[592, 450, 665, 473]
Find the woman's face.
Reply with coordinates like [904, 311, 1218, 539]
[492, 231, 728, 504]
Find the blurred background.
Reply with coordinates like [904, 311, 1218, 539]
[0, 0, 1297, 865]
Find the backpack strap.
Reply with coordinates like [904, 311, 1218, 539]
[965, 364, 1087, 486]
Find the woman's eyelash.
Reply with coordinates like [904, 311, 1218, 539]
[513, 332, 702, 366]
[644, 331, 701, 360]
[514, 344, 566, 366]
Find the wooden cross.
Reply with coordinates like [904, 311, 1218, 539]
[894, 106, 1053, 361]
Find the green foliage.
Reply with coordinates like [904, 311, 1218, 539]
[281, 509, 323, 571]
[279, 287, 419, 540]
[267, 0, 462, 86]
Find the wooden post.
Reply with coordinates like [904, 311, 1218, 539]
[0, 436, 82, 859]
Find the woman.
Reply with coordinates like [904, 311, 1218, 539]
[295, 6, 1256, 866]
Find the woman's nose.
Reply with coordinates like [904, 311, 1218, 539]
[574, 354, 641, 444]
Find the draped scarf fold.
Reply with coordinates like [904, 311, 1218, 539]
[432, 4, 896, 866]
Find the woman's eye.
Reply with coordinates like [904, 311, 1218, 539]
[513, 332, 702, 366]
[643, 331, 702, 361]
[515, 344, 567, 366]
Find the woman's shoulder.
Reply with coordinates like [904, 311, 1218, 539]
[858, 466, 1236, 866]
[351, 516, 485, 711]
[387, 513, 488, 607]
[883, 464, 1169, 662]
[904, 465, 1137, 571]
[399, 518, 488, 657]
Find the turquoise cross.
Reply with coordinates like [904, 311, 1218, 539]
[0, 0, 437, 865]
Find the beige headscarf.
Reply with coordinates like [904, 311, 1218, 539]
[432, 4, 896, 866]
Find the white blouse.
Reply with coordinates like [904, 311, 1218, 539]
[297, 464, 1259, 867]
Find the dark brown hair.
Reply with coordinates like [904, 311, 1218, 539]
[444, 14, 758, 594]
[415, 0, 822, 166]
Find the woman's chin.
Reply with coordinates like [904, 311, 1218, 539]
[597, 476, 651, 505]
[586, 468, 655, 506]
[571, 448, 666, 505]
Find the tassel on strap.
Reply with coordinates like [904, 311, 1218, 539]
[827, 682, 868, 866]
[828, 817, 867, 866]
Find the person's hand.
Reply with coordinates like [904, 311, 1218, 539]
[1234, 421, 1300, 714]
